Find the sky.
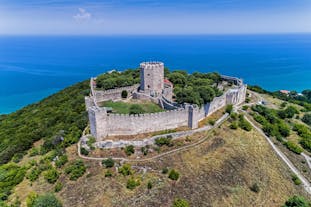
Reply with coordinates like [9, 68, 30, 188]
[0, 0, 311, 35]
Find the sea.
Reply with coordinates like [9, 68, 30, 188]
[0, 34, 310, 114]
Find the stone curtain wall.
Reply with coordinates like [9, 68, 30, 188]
[94, 84, 139, 103]
[86, 76, 247, 140]
[105, 108, 188, 136]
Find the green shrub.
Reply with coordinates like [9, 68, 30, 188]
[291, 174, 302, 185]
[65, 160, 86, 181]
[27, 167, 41, 182]
[285, 141, 303, 154]
[80, 147, 89, 156]
[102, 158, 115, 168]
[250, 183, 260, 193]
[126, 177, 140, 190]
[225, 104, 233, 114]
[105, 170, 113, 177]
[162, 167, 169, 174]
[121, 90, 128, 99]
[118, 164, 132, 176]
[208, 119, 216, 126]
[242, 105, 249, 111]
[55, 155, 68, 168]
[155, 137, 173, 147]
[172, 198, 190, 207]
[302, 113, 311, 126]
[31, 193, 62, 207]
[238, 115, 252, 131]
[26, 192, 38, 207]
[43, 168, 59, 184]
[54, 182, 63, 192]
[283, 195, 309, 207]
[124, 145, 135, 156]
[29, 148, 39, 157]
[278, 122, 290, 137]
[168, 169, 180, 181]
[230, 122, 238, 130]
[230, 112, 238, 120]
[147, 181, 153, 189]
[141, 146, 149, 156]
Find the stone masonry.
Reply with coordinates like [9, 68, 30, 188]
[85, 62, 247, 141]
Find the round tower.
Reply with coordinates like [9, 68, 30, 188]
[140, 61, 164, 96]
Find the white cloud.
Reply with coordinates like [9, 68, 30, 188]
[73, 8, 91, 22]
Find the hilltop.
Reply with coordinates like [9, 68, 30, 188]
[0, 68, 311, 207]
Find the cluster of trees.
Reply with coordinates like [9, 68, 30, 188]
[96, 69, 140, 90]
[167, 71, 222, 106]
[293, 124, 311, 152]
[64, 160, 86, 180]
[0, 81, 89, 165]
[302, 113, 311, 126]
[229, 113, 252, 131]
[252, 105, 291, 140]
[26, 193, 62, 207]
[0, 163, 26, 201]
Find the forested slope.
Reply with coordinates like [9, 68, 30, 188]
[0, 81, 89, 164]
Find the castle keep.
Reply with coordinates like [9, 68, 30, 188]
[85, 62, 246, 141]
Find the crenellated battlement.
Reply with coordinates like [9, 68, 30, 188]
[85, 62, 247, 141]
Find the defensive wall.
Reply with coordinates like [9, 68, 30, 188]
[86, 75, 246, 141]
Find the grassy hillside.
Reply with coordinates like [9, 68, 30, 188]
[9, 122, 308, 207]
[0, 80, 89, 165]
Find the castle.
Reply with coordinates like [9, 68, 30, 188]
[85, 62, 246, 141]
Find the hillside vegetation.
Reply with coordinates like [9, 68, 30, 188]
[0, 81, 89, 165]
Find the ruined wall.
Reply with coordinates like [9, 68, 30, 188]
[94, 84, 139, 103]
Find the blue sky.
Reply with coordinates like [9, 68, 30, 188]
[0, 0, 310, 35]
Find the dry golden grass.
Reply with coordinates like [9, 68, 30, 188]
[10, 121, 309, 207]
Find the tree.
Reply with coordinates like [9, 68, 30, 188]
[302, 114, 311, 126]
[283, 195, 309, 207]
[102, 158, 115, 168]
[197, 86, 215, 103]
[118, 164, 133, 176]
[43, 168, 59, 184]
[172, 198, 190, 207]
[124, 145, 135, 156]
[121, 90, 128, 99]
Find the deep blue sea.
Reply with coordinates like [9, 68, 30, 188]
[0, 34, 310, 114]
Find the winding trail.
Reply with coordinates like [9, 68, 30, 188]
[78, 90, 311, 194]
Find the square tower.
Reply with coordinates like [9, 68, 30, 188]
[140, 61, 164, 96]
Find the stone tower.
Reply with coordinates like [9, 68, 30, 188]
[140, 61, 164, 96]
